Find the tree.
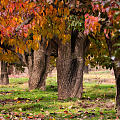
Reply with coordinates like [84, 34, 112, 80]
[0, 61, 9, 85]
[85, 0, 120, 115]
[0, 0, 98, 99]
[57, 31, 89, 99]
[27, 39, 57, 90]
[84, 65, 89, 73]
[56, 0, 94, 99]
[27, 46, 50, 90]
[97, 1, 120, 116]
[0, 0, 70, 91]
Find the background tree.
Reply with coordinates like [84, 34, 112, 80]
[0, 61, 9, 85]
[85, 0, 120, 115]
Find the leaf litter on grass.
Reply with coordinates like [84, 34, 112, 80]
[0, 72, 117, 119]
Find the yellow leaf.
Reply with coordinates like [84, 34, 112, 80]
[18, 17, 23, 23]
[32, 25, 35, 30]
[9, 39, 14, 45]
[30, 90, 33, 92]
[13, 17, 18, 22]
[33, 42, 39, 50]
[26, 100, 29, 102]
[15, 47, 18, 53]
[17, 101, 21, 103]
[38, 35, 41, 41]
[15, 17, 17, 22]
[14, 97, 18, 100]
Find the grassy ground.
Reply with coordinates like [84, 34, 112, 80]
[0, 70, 117, 120]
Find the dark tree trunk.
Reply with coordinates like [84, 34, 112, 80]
[114, 63, 120, 116]
[0, 61, 9, 85]
[57, 31, 89, 100]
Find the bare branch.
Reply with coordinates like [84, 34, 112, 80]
[15, 14, 35, 32]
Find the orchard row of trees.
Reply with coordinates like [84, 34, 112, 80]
[0, 0, 120, 115]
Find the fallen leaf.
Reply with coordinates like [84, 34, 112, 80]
[45, 111, 49, 115]
[28, 116, 33, 119]
[26, 100, 29, 102]
[64, 111, 68, 114]
[17, 101, 21, 103]
[18, 108, 22, 111]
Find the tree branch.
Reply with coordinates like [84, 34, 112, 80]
[15, 14, 35, 32]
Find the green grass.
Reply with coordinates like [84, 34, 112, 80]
[83, 83, 115, 99]
[9, 77, 28, 84]
[0, 74, 117, 120]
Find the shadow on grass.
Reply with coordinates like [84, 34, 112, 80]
[46, 85, 58, 92]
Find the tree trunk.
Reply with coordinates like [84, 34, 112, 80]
[105, 36, 120, 116]
[0, 61, 9, 85]
[114, 62, 120, 116]
[57, 41, 72, 99]
[70, 32, 86, 98]
[57, 31, 88, 100]
[28, 46, 50, 90]
[27, 38, 57, 90]
[84, 65, 89, 74]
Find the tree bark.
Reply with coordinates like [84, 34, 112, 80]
[27, 39, 57, 90]
[105, 36, 120, 116]
[57, 41, 72, 99]
[57, 31, 89, 100]
[28, 46, 50, 90]
[84, 65, 89, 74]
[70, 32, 86, 98]
[0, 61, 9, 85]
[114, 64, 120, 116]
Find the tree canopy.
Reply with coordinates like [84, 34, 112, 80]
[0, 0, 119, 65]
